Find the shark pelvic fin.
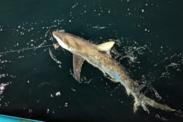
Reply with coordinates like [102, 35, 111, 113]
[73, 54, 84, 82]
[97, 41, 115, 56]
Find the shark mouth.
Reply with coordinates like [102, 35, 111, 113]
[53, 34, 69, 50]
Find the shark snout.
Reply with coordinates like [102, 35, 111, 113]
[52, 31, 66, 39]
[52, 31, 69, 50]
[52, 31, 61, 36]
[52, 31, 57, 36]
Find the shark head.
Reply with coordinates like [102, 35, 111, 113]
[52, 31, 115, 55]
[52, 31, 70, 50]
[52, 31, 84, 51]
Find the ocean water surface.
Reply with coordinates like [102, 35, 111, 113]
[0, 0, 183, 122]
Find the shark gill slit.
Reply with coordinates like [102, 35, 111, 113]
[64, 38, 69, 46]
[74, 41, 80, 47]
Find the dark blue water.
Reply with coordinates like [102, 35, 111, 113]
[0, 0, 183, 122]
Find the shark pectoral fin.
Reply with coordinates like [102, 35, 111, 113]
[73, 54, 84, 82]
[97, 41, 115, 51]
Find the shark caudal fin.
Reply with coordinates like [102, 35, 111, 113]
[134, 95, 176, 113]
[133, 92, 183, 117]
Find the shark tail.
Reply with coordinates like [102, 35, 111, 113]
[132, 91, 183, 117]
[125, 81, 182, 115]
[133, 94, 176, 113]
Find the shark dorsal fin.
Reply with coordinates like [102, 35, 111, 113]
[97, 41, 115, 51]
[73, 54, 84, 82]
[97, 41, 115, 56]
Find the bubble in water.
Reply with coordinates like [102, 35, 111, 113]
[64, 103, 68, 107]
[55, 91, 61, 96]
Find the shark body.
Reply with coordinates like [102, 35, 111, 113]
[52, 31, 179, 114]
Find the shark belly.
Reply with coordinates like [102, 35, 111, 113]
[108, 70, 127, 86]
[109, 70, 121, 80]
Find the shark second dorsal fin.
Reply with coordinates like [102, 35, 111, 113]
[97, 41, 115, 56]
[73, 54, 84, 82]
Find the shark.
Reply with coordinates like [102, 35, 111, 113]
[52, 31, 181, 115]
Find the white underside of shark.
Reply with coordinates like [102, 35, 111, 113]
[53, 35, 68, 50]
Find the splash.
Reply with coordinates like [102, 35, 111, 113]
[49, 48, 62, 64]
[0, 82, 9, 101]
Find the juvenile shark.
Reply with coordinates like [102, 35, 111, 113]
[52, 31, 180, 114]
